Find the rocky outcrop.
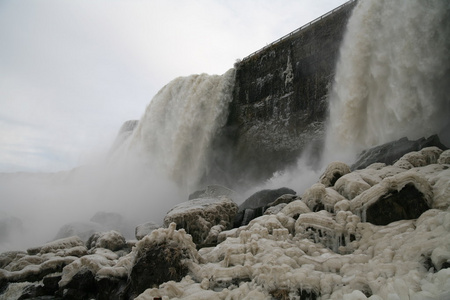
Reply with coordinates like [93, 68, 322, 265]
[351, 135, 448, 170]
[213, 1, 357, 187]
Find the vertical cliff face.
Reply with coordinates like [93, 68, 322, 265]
[215, 2, 356, 187]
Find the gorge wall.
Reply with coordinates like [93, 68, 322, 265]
[213, 1, 357, 187]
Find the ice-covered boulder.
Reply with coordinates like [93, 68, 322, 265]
[127, 223, 200, 299]
[302, 183, 345, 212]
[264, 203, 287, 215]
[163, 196, 238, 245]
[350, 171, 433, 225]
[319, 161, 351, 187]
[135, 221, 160, 240]
[0, 237, 85, 287]
[27, 236, 86, 255]
[86, 230, 126, 251]
[438, 149, 450, 164]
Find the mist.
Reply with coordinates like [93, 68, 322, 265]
[1, 0, 449, 254]
[0, 159, 184, 252]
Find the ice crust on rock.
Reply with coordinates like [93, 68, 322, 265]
[27, 236, 85, 255]
[134, 147, 450, 299]
[164, 196, 238, 245]
[135, 221, 160, 240]
[319, 161, 351, 187]
[86, 230, 126, 251]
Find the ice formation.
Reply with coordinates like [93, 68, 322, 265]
[163, 196, 238, 245]
[1, 148, 449, 299]
[135, 148, 450, 299]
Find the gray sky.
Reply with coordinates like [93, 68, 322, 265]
[0, 0, 347, 173]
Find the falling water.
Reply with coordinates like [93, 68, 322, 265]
[324, 0, 450, 162]
[114, 69, 236, 191]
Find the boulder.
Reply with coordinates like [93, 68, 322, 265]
[350, 171, 433, 225]
[126, 223, 200, 299]
[319, 162, 351, 187]
[27, 236, 86, 256]
[351, 135, 448, 170]
[86, 230, 126, 251]
[264, 203, 288, 215]
[365, 184, 431, 226]
[163, 197, 238, 245]
[238, 187, 296, 211]
[135, 222, 160, 240]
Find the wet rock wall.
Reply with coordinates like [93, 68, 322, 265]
[216, 1, 357, 186]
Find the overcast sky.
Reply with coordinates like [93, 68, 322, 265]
[0, 0, 347, 173]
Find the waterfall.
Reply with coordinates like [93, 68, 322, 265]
[324, 0, 450, 162]
[115, 68, 236, 190]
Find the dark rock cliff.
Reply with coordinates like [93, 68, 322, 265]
[210, 1, 357, 188]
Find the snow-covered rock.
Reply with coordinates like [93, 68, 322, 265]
[135, 221, 160, 240]
[86, 230, 126, 251]
[127, 223, 200, 298]
[163, 196, 238, 245]
[319, 161, 351, 187]
[27, 236, 85, 255]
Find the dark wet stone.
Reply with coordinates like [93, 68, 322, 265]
[366, 184, 430, 226]
[126, 241, 189, 299]
[239, 187, 296, 211]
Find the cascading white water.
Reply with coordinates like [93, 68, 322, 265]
[324, 0, 450, 162]
[115, 69, 236, 190]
